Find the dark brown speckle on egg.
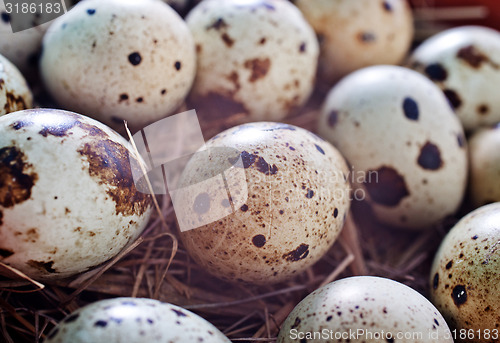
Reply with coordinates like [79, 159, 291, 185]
[402, 97, 419, 121]
[443, 89, 462, 110]
[128, 52, 142, 66]
[417, 141, 443, 170]
[283, 244, 309, 262]
[456, 45, 488, 68]
[328, 110, 338, 127]
[244, 58, 271, 82]
[363, 166, 409, 207]
[0, 146, 38, 208]
[424, 63, 448, 82]
[252, 234, 266, 248]
[452, 285, 467, 307]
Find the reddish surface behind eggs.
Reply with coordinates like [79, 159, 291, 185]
[411, 0, 500, 30]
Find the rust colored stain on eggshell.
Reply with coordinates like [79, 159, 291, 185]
[0, 147, 38, 208]
[78, 136, 151, 217]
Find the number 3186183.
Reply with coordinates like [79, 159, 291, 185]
[5, 2, 62, 14]
[445, 329, 499, 341]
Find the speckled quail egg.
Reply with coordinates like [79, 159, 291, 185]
[408, 26, 500, 131]
[318, 65, 468, 230]
[0, 0, 72, 75]
[178, 122, 350, 284]
[0, 6, 45, 75]
[44, 297, 231, 343]
[430, 203, 500, 343]
[40, 0, 196, 133]
[0, 109, 153, 280]
[0, 53, 32, 114]
[469, 125, 500, 207]
[295, 0, 413, 84]
[186, 0, 319, 122]
[278, 276, 453, 343]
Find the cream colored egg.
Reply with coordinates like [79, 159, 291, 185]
[0, 109, 153, 280]
[469, 125, 500, 207]
[45, 298, 231, 343]
[0, 53, 32, 114]
[278, 276, 453, 343]
[0, 1, 60, 74]
[40, 0, 196, 133]
[295, 0, 413, 84]
[186, 0, 319, 122]
[178, 122, 350, 284]
[318, 65, 468, 229]
[409, 26, 500, 131]
[430, 203, 500, 343]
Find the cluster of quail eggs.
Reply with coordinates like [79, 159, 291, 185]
[0, 0, 499, 342]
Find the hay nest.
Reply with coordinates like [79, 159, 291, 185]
[0, 81, 465, 343]
[0, 2, 484, 340]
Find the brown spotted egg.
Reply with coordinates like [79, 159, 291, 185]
[430, 203, 500, 343]
[44, 297, 231, 343]
[318, 65, 468, 230]
[40, 0, 196, 133]
[278, 276, 453, 343]
[0, 53, 32, 114]
[408, 26, 500, 131]
[469, 125, 500, 207]
[178, 122, 350, 284]
[0, 1, 67, 75]
[0, 109, 153, 280]
[295, 0, 413, 84]
[186, 0, 319, 122]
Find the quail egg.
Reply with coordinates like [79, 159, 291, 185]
[295, 0, 414, 84]
[0, 1, 56, 74]
[178, 122, 350, 284]
[0, 53, 32, 115]
[430, 202, 500, 342]
[408, 26, 500, 131]
[278, 276, 453, 343]
[318, 65, 468, 229]
[40, 0, 196, 133]
[44, 297, 231, 343]
[0, 109, 153, 280]
[469, 124, 500, 207]
[186, 0, 319, 122]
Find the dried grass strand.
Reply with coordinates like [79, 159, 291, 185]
[0, 297, 39, 339]
[62, 237, 144, 305]
[0, 263, 45, 292]
[184, 285, 306, 310]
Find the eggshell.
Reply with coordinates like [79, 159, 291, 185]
[278, 276, 453, 343]
[186, 0, 319, 121]
[178, 122, 350, 284]
[40, 0, 196, 132]
[469, 125, 500, 207]
[0, 109, 153, 280]
[295, 0, 413, 84]
[408, 26, 500, 131]
[430, 203, 500, 343]
[0, 53, 32, 114]
[45, 297, 231, 343]
[318, 65, 468, 229]
[0, 2, 50, 74]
